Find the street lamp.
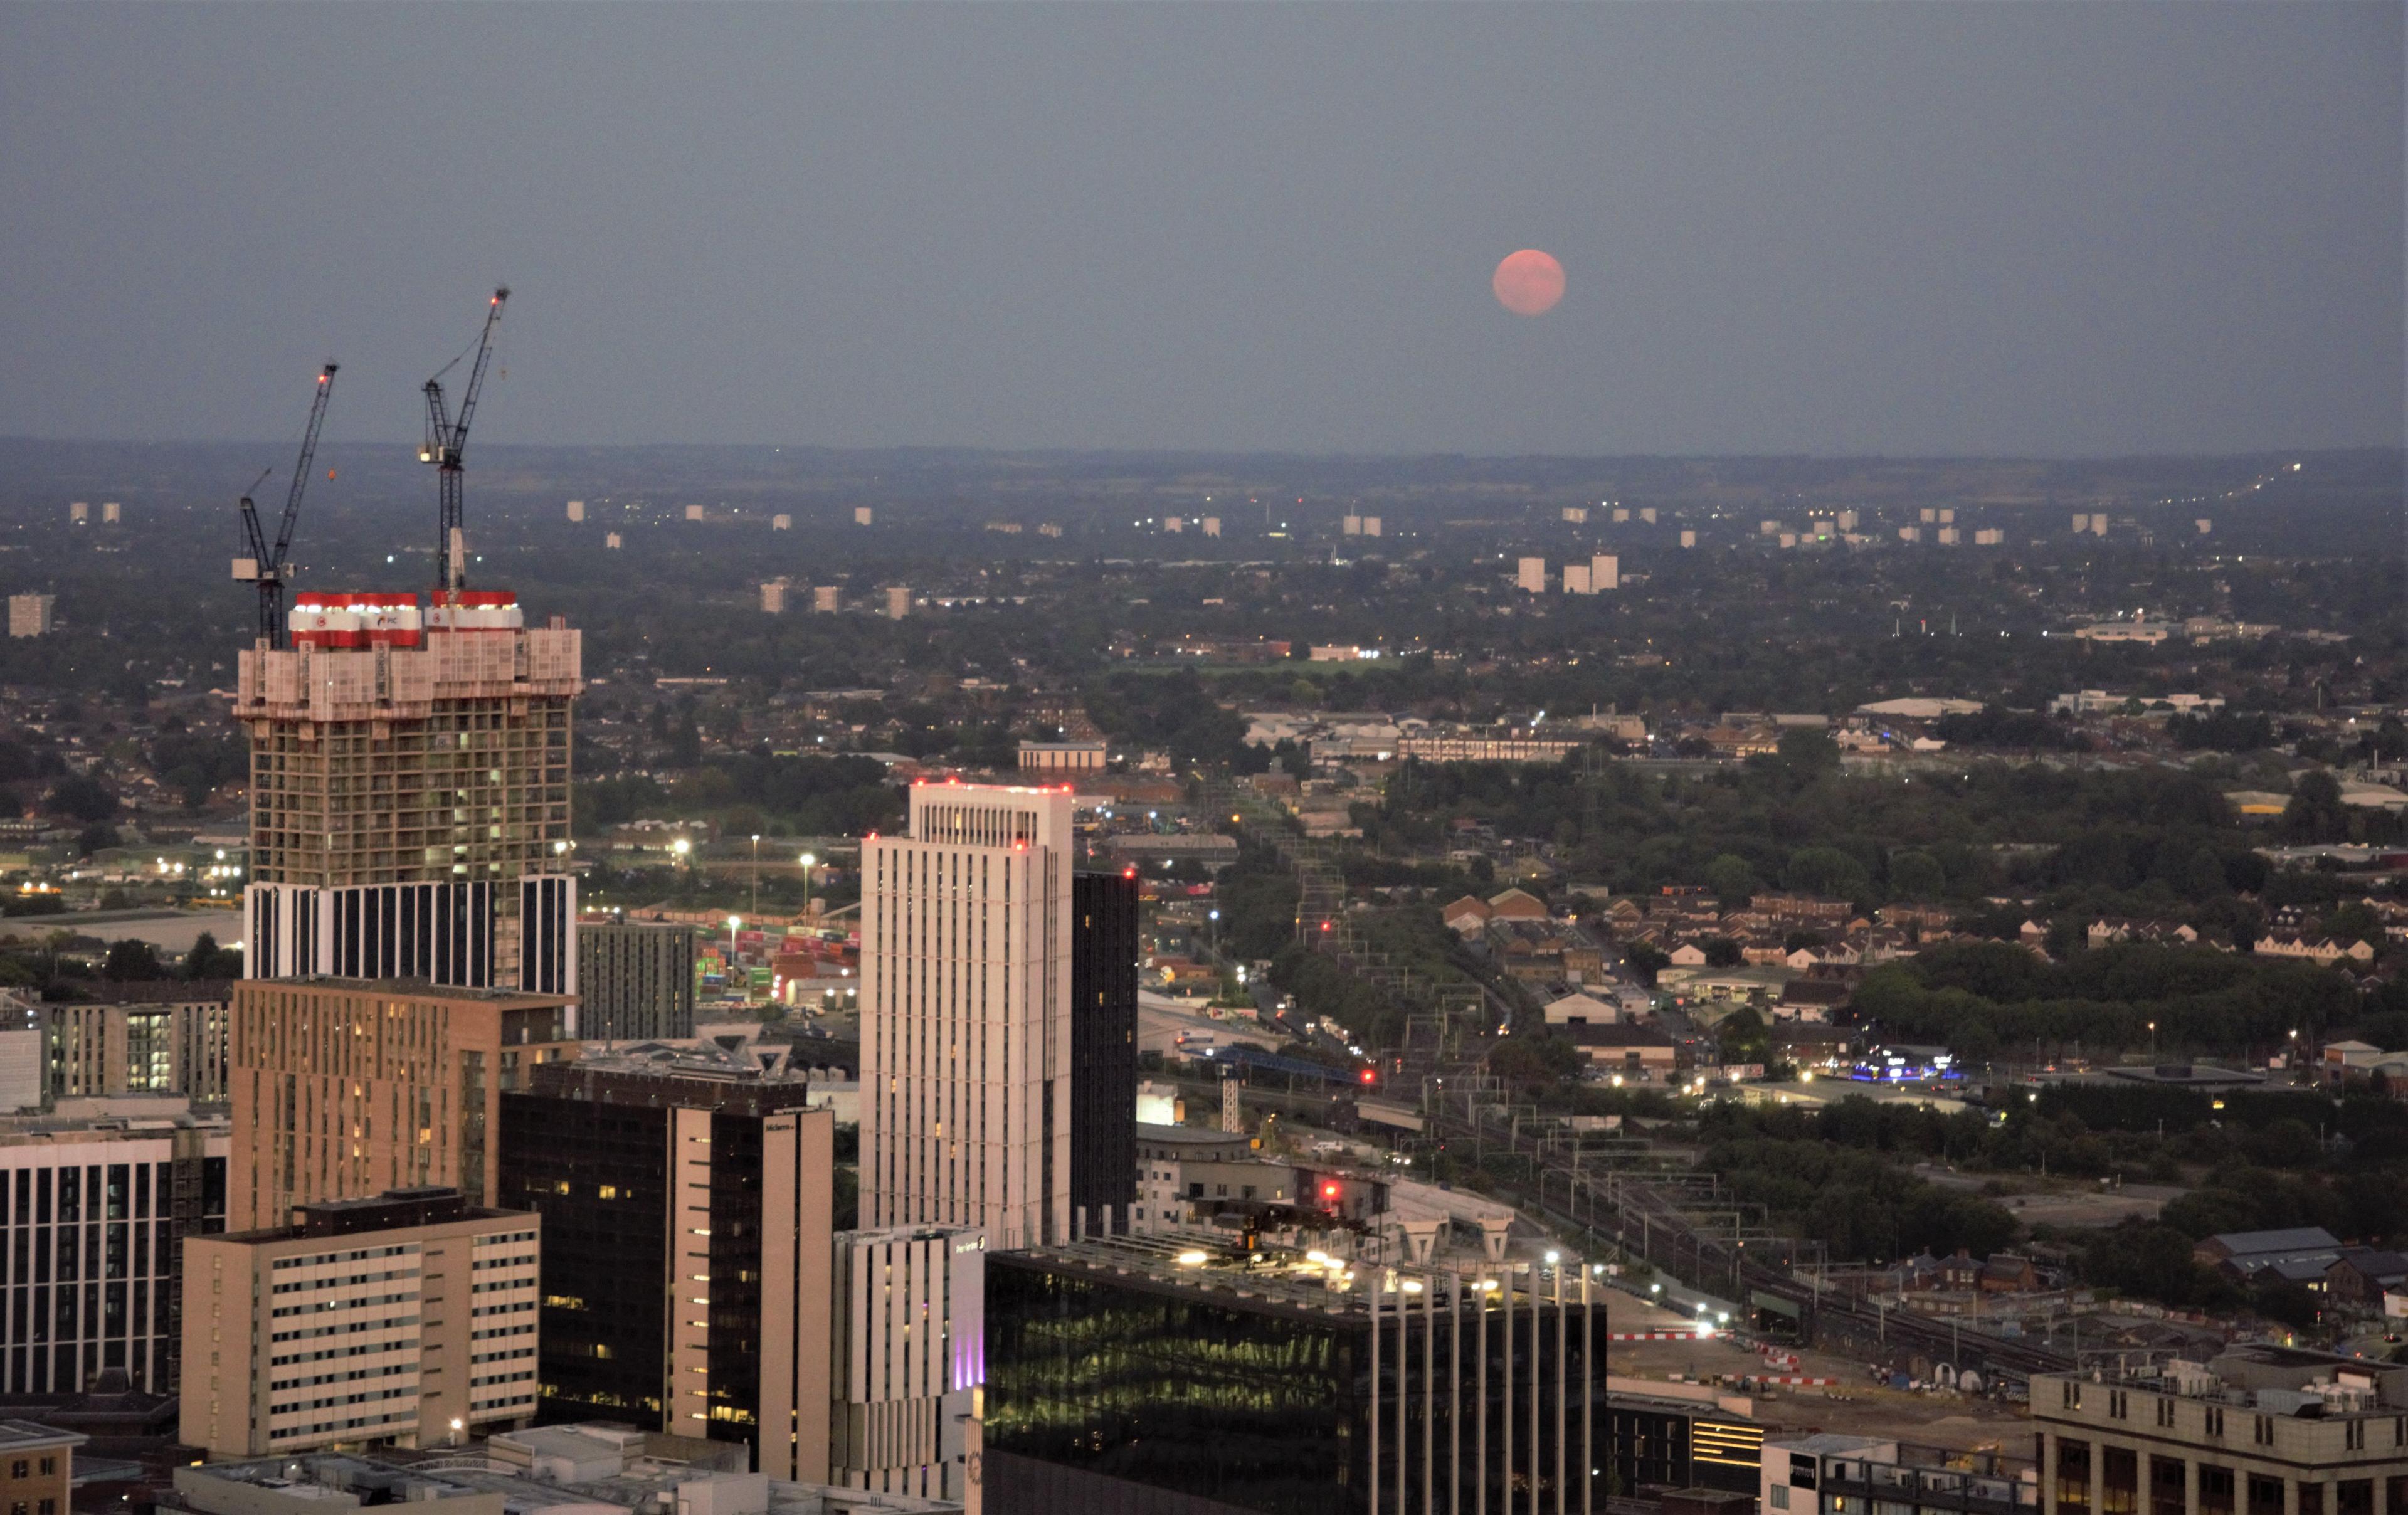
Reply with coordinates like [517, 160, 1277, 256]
[751, 834, 760, 919]
[800, 853, 816, 916]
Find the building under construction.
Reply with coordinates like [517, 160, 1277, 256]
[237, 588, 579, 994]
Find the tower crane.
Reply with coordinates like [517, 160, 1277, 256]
[233, 362, 339, 648]
[420, 285, 509, 598]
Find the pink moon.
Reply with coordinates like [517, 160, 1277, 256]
[1493, 249, 1566, 316]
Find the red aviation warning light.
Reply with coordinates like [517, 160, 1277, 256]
[1359, 1069, 1376, 1085]
[1320, 1181, 1341, 1202]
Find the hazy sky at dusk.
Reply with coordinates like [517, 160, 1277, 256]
[1, 3, 2397, 457]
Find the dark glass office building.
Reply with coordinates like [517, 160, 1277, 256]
[982, 1242, 1726, 1515]
[494, 1057, 835, 1479]
[1070, 870, 1139, 1233]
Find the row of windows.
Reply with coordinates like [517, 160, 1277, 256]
[271, 1269, 416, 1294]
[270, 1290, 416, 1319]
[273, 1245, 415, 1272]
[268, 1407, 411, 1442]
[2060, 1381, 2407, 1449]
[270, 1313, 418, 1343]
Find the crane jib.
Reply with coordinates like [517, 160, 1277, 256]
[236, 364, 338, 649]
[425, 287, 509, 595]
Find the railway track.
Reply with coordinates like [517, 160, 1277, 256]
[1425, 1096, 2074, 1383]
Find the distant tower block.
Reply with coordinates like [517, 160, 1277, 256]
[1592, 554, 1619, 589]
[69, 502, 88, 525]
[1837, 510, 1859, 531]
[1038, 523, 1064, 538]
[1639, 507, 1657, 524]
[1561, 507, 1588, 524]
[1562, 563, 1592, 594]
[8, 594, 57, 638]
[1341, 514, 1363, 536]
[2091, 514, 2110, 536]
[1200, 517, 1220, 537]
[854, 507, 874, 527]
[1679, 529, 1697, 549]
[1920, 507, 1937, 524]
[1778, 532, 1797, 549]
[605, 532, 623, 550]
[1164, 517, 1185, 533]
[1612, 508, 1629, 524]
[1898, 526, 1922, 542]
[2071, 513, 2089, 533]
[2196, 519, 2212, 534]
[102, 502, 122, 524]
[759, 581, 788, 614]
[884, 586, 911, 620]
[1361, 515, 1381, 537]
[683, 504, 705, 522]
[565, 500, 585, 523]
[1810, 519, 1834, 537]
[813, 586, 841, 613]
[1938, 527, 1960, 545]
[1760, 520, 1778, 536]
[773, 513, 792, 531]
[1220, 1074, 1240, 1134]
[1516, 557, 1546, 594]
[1938, 509, 1955, 525]
[1975, 528, 2005, 546]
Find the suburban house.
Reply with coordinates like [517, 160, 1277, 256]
[1487, 887, 1551, 922]
[1442, 896, 1494, 936]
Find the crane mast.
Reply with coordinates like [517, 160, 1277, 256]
[233, 363, 339, 648]
[421, 286, 509, 599]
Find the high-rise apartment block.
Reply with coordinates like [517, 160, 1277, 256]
[496, 1055, 834, 1481]
[574, 921, 697, 1042]
[48, 993, 230, 1104]
[830, 1225, 985, 1501]
[0, 1116, 227, 1395]
[1516, 557, 1545, 593]
[0, 996, 43, 1114]
[1069, 871, 1138, 1235]
[238, 588, 579, 995]
[6, 595, 56, 640]
[862, 782, 1075, 1250]
[226, 978, 576, 1231]
[179, 1186, 539, 1457]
